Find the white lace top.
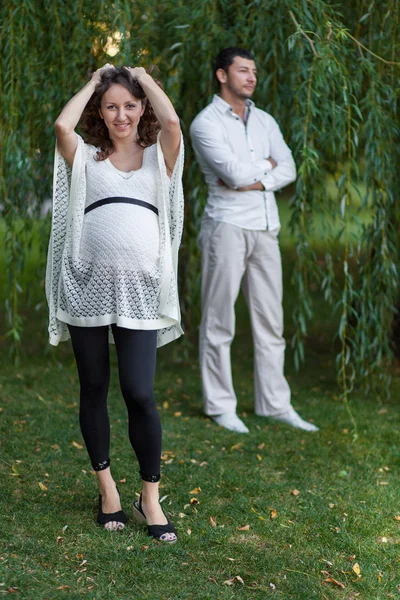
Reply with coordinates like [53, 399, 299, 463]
[46, 133, 184, 347]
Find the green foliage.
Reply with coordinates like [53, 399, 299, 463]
[1, 0, 399, 397]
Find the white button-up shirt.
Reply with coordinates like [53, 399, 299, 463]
[189, 95, 296, 230]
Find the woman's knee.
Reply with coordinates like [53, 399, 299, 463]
[121, 381, 155, 412]
[80, 370, 109, 401]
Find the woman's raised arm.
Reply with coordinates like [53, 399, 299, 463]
[54, 64, 114, 167]
[127, 68, 181, 175]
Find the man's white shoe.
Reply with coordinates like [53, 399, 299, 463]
[211, 412, 249, 433]
[272, 407, 319, 432]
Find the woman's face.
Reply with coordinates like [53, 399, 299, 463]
[99, 84, 145, 141]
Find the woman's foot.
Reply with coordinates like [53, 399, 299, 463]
[97, 483, 126, 531]
[133, 493, 177, 542]
[141, 494, 168, 526]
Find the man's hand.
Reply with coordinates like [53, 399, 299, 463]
[268, 157, 277, 169]
[238, 182, 264, 191]
[218, 178, 264, 192]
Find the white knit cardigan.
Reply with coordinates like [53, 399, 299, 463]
[45, 132, 184, 348]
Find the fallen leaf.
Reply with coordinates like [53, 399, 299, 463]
[187, 529, 192, 535]
[290, 489, 300, 496]
[76, 554, 84, 560]
[161, 452, 175, 460]
[56, 586, 70, 590]
[226, 557, 235, 562]
[56, 537, 64, 544]
[72, 441, 83, 450]
[329, 503, 335, 508]
[38, 482, 48, 492]
[174, 411, 182, 417]
[230, 443, 242, 451]
[237, 524, 250, 531]
[190, 498, 199, 505]
[223, 575, 244, 586]
[189, 487, 201, 494]
[256, 454, 262, 461]
[270, 509, 278, 519]
[51, 444, 60, 450]
[377, 536, 395, 544]
[163, 401, 169, 409]
[257, 443, 265, 450]
[378, 408, 387, 414]
[119, 478, 126, 484]
[323, 576, 345, 589]
[210, 516, 217, 527]
[394, 515, 400, 521]
[352, 562, 361, 577]
[126, 546, 134, 551]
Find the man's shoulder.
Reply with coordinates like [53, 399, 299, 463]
[251, 105, 277, 127]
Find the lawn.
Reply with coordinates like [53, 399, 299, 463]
[1, 246, 400, 599]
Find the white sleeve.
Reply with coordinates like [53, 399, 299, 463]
[261, 118, 296, 192]
[190, 118, 272, 189]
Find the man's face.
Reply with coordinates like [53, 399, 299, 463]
[220, 56, 257, 99]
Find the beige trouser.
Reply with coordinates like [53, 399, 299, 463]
[199, 218, 291, 417]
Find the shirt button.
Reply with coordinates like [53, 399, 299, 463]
[250, 149, 254, 152]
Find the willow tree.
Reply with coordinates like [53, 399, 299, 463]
[1, 0, 399, 403]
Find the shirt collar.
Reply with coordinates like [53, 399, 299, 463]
[212, 94, 255, 115]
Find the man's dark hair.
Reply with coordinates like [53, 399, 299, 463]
[214, 47, 255, 80]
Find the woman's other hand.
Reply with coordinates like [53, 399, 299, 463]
[126, 67, 147, 81]
[91, 63, 115, 84]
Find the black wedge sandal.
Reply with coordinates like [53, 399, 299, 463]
[97, 489, 127, 530]
[133, 493, 177, 543]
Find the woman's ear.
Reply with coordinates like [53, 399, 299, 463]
[98, 108, 104, 120]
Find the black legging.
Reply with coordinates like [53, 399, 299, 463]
[68, 324, 161, 481]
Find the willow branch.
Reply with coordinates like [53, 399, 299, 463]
[346, 31, 400, 65]
[288, 11, 320, 58]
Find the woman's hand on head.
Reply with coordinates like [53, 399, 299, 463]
[91, 63, 115, 84]
[126, 67, 147, 82]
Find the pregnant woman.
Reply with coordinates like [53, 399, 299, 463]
[46, 64, 184, 543]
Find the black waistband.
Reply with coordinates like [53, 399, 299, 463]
[84, 197, 159, 216]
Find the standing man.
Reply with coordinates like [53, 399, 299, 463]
[190, 47, 318, 434]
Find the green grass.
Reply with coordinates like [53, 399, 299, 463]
[1, 283, 400, 600]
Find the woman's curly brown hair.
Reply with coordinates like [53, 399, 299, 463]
[80, 67, 162, 160]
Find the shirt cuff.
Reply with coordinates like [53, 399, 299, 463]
[246, 159, 273, 187]
[261, 173, 273, 191]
